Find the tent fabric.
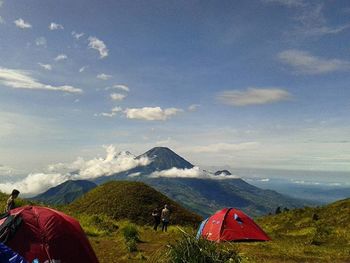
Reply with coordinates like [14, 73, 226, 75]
[198, 208, 270, 242]
[0, 242, 27, 263]
[0, 206, 98, 263]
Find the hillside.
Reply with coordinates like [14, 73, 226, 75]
[235, 198, 350, 262]
[31, 180, 97, 205]
[67, 181, 202, 226]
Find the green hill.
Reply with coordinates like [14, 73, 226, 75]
[67, 181, 202, 226]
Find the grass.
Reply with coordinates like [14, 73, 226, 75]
[67, 181, 202, 226]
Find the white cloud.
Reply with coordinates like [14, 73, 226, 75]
[35, 37, 47, 47]
[14, 18, 32, 29]
[79, 66, 87, 73]
[72, 31, 84, 40]
[110, 93, 126, 101]
[88, 36, 109, 58]
[218, 88, 291, 106]
[0, 1, 3, 8]
[107, 84, 130, 92]
[95, 106, 122, 118]
[150, 166, 240, 179]
[185, 142, 260, 153]
[262, 0, 305, 7]
[49, 22, 64, 30]
[97, 73, 112, 80]
[0, 67, 82, 94]
[0, 173, 69, 196]
[38, 63, 52, 71]
[278, 49, 350, 74]
[0, 145, 151, 196]
[54, 54, 68, 62]
[188, 104, 200, 111]
[124, 107, 183, 121]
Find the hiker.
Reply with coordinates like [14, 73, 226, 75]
[151, 208, 161, 231]
[161, 204, 170, 232]
[5, 189, 20, 212]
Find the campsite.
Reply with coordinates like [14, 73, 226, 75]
[1, 184, 349, 262]
[1, 0, 350, 262]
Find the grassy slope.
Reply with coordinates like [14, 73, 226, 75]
[237, 198, 350, 262]
[67, 181, 202, 226]
[1, 190, 349, 262]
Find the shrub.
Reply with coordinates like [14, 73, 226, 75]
[164, 229, 241, 263]
[122, 223, 140, 252]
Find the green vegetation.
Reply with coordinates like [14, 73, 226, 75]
[67, 181, 202, 226]
[150, 229, 241, 263]
[122, 224, 140, 252]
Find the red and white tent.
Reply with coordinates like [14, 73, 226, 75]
[197, 208, 270, 242]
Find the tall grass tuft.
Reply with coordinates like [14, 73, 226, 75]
[122, 223, 140, 252]
[152, 229, 241, 263]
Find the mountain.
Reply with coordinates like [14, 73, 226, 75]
[214, 170, 232, 176]
[92, 147, 311, 217]
[32, 180, 97, 205]
[67, 181, 202, 225]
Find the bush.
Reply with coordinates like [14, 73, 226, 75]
[122, 224, 140, 252]
[164, 230, 241, 263]
[122, 224, 140, 242]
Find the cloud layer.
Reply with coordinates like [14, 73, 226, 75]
[0, 145, 150, 196]
[0, 67, 82, 93]
[218, 88, 291, 106]
[279, 49, 350, 74]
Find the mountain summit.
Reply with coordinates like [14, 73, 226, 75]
[138, 147, 194, 171]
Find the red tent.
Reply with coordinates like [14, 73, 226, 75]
[198, 208, 270, 242]
[0, 206, 98, 263]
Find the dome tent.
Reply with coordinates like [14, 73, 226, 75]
[0, 206, 98, 263]
[197, 208, 270, 242]
[0, 242, 27, 263]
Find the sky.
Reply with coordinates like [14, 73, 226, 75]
[1, 0, 350, 187]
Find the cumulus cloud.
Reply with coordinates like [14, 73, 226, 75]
[49, 22, 64, 30]
[186, 142, 260, 153]
[0, 145, 151, 196]
[14, 18, 32, 29]
[35, 37, 47, 47]
[278, 49, 350, 74]
[0, 173, 69, 196]
[218, 88, 291, 106]
[97, 73, 112, 80]
[124, 107, 183, 121]
[150, 166, 240, 179]
[88, 36, 109, 58]
[54, 54, 68, 62]
[107, 84, 130, 92]
[72, 31, 84, 40]
[38, 63, 52, 71]
[110, 93, 126, 101]
[0, 67, 82, 93]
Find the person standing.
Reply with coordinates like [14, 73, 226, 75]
[5, 189, 20, 212]
[151, 208, 161, 231]
[161, 204, 170, 232]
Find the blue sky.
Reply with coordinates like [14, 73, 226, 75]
[1, 0, 350, 177]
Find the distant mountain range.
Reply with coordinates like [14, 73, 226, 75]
[32, 180, 97, 205]
[32, 147, 312, 217]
